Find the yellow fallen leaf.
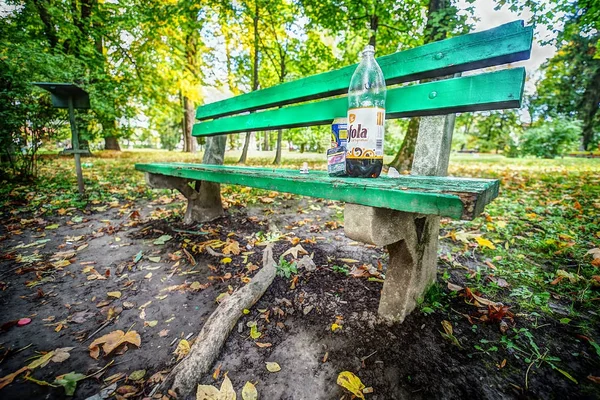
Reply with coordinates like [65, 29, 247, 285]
[77, 243, 89, 251]
[144, 320, 158, 327]
[107, 291, 122, 299]
[475, 237, 496, 250]
[331, 323, 342, 332]
[442, 320, 453, 335]
[0, 366, 29, 390]
[175, 339, 191, 361]
[242, 381, 258, 400]
[89, 330, 141, 359]
[337, 371, 365, 399]
[221, 257, 232, 264]
[52, 259, 71, 268]
[196, 383, 220, 399]
[337, 258, 359, 264]
[27, 351, 55, 369]
[265, 362, 281, 372]
[219, 375, 236, 400]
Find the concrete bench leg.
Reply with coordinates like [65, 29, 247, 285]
[145, 172, 224, 224]
[345, 204, 440, 323]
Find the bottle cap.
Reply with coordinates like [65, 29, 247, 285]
[362, 45, 375, 55]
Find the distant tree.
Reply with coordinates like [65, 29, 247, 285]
[521, 118, 581, 158]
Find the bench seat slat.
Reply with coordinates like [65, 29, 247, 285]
[196, 21, 532, 120]
[135, 163, 500, 220]
[193, 68, 525, 137]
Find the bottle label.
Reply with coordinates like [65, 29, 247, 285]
[346, 107, 385, 160]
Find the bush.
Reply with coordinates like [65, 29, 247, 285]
[521, 119, 581, 159]
[0, 77, 65, 181]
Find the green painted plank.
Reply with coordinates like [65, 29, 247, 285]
[135, 163, 500, 220]
[193, 68, 525, 137]
[196, 21, 532, 120]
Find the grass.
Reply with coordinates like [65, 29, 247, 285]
[2, 150, 600, 325]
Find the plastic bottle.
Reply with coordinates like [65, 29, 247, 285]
[346, 45, 386, 178]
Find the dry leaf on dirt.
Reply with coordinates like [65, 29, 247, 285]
[447, 282, 463, 291]
[281, 244, 308, 259]
[107, 291, 121, 299]
[222, 240, 241, 255]
[242, 381, 258, 400]
[588, 375, 600, 384]
[337, 371, 365, 400]
[441, 320, 453, 335]
[265, 362, 281, 372]
[89, 330, 141, 359]
[196, 375, 236, 400]
[0, 366, 28, 390]
[175, 339, 191, 361]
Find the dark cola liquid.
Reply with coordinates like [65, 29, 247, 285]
[346, 158, 383, 178]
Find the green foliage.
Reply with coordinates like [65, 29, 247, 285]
[521, 119, 581, 159]
[276, 256, 298, 278]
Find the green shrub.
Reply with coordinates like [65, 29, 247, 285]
[521, 119, 581, 159]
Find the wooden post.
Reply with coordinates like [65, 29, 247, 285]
[68, 96, 85, 195]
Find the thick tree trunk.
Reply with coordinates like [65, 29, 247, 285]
[104, 136, 121, 151]
[273, 129, 283, 164]
[389, 117, 420, 172]
[389, 0, 453, 169]
[183, 96, 196, 153]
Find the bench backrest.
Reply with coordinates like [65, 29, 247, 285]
[193, 21, 532, 138]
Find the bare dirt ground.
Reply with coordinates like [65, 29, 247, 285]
[1, 192, 599, 399]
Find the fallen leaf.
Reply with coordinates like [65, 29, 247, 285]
[89, 330, 141, 359]
[265, 362, 281, 372]
[28, 351, 55, 369]
[175, 339, 191, 361]
[337, 258, 359, 263]
[159, 329, 169, 337]
[148, 256, 161, 263]
[441, 320, 453, 335]
[53, 372, 86, 396]
[51, 347, 74, 363]
[107, 291, 122, 299]
[0, 366, 29, 390]
[154, 235, 172, 245]
[337, 371, 365, 400]
[282, 244, 308, 259]
[77, 243, 88, 251]
[331, 323, 342, 332]
[222, 240, 241, 255]
[128, 369, 146, 381]
[447, 282, 463, 292]
[196, 383, 220, 399]
[219, 375, 236, 400]
[221, 257, 232, 264]
[249, 323, 261, 340]
[255, 342, 272, 348]
[45, 224, 59, 230]
[475, 237, 496, 250]
[144, 320, 158, 327]
[588, 375, 600, 384]
[242, 381, 258, 400]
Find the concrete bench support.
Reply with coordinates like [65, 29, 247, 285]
[145, 173, 224, 224]
[344, 114, 456, 322]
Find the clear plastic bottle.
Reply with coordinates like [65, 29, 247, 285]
[346, 45, 386, 178]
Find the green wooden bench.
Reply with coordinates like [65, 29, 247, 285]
[136, 21, 532, 322]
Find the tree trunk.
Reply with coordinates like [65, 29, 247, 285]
[238, 0, 260, 164]
[389, 117, 420, 171]
[579, 67, 600, 150]
[104, 136, 121, 151]
[263, 131, 270, 151]
[183, 96, 196, 153]
[389, 0, 453, 169]
[238, 132, 252, 163]
[273, 129, 283, 164]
